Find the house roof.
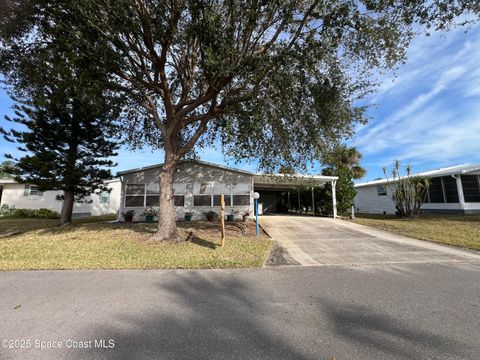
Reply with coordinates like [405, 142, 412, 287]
[0, 178, 16, 185]
[354, 164, 480, 188]
[117, 159, 256, 176]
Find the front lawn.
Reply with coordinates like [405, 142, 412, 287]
[350, 214, 480, 251]
[0, 219, 271, 270]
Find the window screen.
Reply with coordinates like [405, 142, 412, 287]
[428, 177, 444, 203]
[233, 195, 250, 206]
[126, 184, 145, 207]
[146, 196, 159, 206]
[213, 194, 232, 206]
[174, 195, 185, 207]
[194, 195, 212, 206]
[126, 184, 145, 195]
[146, 183, 159, 195]
[461, 175, 480, 202]
[125, 196, 144, 207]
[442, 176, 459, 203]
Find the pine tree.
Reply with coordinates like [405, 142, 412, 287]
[1, 15, 122, 224]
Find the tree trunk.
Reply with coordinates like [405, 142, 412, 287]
[60, 190, 75, 225]
[151, 159, 180, 241]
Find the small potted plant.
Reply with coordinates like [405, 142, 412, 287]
[242, 209, 251, 222]
[143, 207, 158, 223]
[226, 209, 236, 222]
[184, 211, 193, 221]
[204, 211, 218, 222]
[122, 209, 135, 222]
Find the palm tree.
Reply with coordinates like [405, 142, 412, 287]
[321, 145, 366, 179]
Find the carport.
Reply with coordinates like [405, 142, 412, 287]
[253, 174, 339, 218]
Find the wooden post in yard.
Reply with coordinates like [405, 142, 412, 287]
[220, 194, 225, 246]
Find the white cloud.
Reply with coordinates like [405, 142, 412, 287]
[354, 24, 480, 170]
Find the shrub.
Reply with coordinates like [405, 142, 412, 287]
[203, 211, 218, 221]
[122, 210, 135, 222]
[383, 161, 430, 217]
[0, 205, 60, 219]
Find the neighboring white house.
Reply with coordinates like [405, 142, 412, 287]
[0, 178, 121, 217]
[118, 159, 339, 221]
[354, 164, 480, 215]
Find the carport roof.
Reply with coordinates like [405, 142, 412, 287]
[254, 173, 338, 189]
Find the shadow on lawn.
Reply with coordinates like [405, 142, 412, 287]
[35, 220, 253, 245]
[186, 231, 218, 249]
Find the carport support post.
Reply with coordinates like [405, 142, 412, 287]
[311, 187, 315, 215]
[332, 180, 337, 219]
[297, 189, 301, 214]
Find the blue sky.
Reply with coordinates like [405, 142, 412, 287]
[1, 23, 480, 181]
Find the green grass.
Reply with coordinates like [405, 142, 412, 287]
[0, 219, 271, 270]
[351, 214, 480, 251]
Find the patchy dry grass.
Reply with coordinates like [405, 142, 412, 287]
[0, 214, 117, 238]
[351, 214, 480, 251]
[0, 219, 271, 270]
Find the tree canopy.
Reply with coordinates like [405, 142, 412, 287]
[1, 0, 477, 238]
[0, 5, 123, 223]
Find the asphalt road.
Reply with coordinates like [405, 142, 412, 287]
[1, 263, 479, 360]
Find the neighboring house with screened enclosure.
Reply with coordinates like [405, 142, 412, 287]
[354, 164, 480, 215]
[0, 178, 121, 217]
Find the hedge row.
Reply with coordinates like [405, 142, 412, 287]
[0, 205, 60, 219]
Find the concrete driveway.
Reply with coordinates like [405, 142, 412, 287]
[260, 215, 480, 266]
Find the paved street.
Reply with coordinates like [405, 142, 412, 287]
[260, 215, 480, 266]
[1, 264, 480, 360]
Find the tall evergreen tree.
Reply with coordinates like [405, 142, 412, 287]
[0, 8, 122, 224]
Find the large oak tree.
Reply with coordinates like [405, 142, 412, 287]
[1, 0, 478, 239]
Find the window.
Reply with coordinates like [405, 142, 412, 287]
[376, 185, 387, 196]
[145, 183, 159, 207]
[461, 175, 480, 202]
[173, 183, 185, 207]
[145, 195, 159, 207]
[442, 176, 459, 203]
[233, 195, 250, 205]
[213, 194, 231, 206]
[231, 183, 250, 206]
[193, 182, 251, 207]
[428, 177, 444, 203]
[127, 182, 187, 208]
[193, 182, 213, 207]
[23, 185, 42, 197]
[174, 195, 185, 207]
[194, 195, 212, 206]
[99, 191, 109, 204]
[125, 184, 145, 207]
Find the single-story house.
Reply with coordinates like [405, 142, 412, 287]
[354, 164, 480, 215]
[118, 159, 339, 221]
[0, 177, 121, 217]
